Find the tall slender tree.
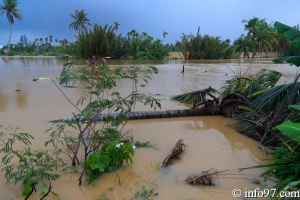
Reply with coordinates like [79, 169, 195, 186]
[114, 21, 120, 33]
[163, 31, 168, 44]
[0, 0, 22, 53]
[69, 9, 91, 32]
[243, 17, 276, 57]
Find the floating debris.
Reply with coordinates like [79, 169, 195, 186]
[162, 139, 186, 167]
[33, 77, 59, 81]
[252, 179, 262, 185]
[186, 168, 220, 186]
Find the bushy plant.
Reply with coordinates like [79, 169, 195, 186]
[46, 57, 161, 185]
[273, 145, 300, 181]
[85, 141, 135, 184]
[0, 125, 61, 199]
[134, 185, 159, 199]
[176, 27, 234, 59]
[74, 24, 127, 59]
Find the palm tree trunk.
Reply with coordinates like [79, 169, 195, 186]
[50, 108, 218, 123]
[8, 23, 12, 53]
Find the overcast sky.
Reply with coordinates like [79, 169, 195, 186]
[0, 0, 299, 45]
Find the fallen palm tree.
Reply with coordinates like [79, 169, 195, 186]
[50, 108, 214, 123]
[162, 139, 186, 167]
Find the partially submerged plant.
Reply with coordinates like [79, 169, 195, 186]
[134, 185, 159, 200]
[46, 56, 161, 185]
[172, 68, 281, 118]
[0, 125, 61, 199]
[85, 141, 135, 184]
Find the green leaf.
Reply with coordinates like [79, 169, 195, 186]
[273, 21, 300, 66]
[23, 170, 33, 181]
[273, 56, 300, 67]
[276, 120, 300, 143]
[39, 186, 47, 192]
[22, 181, 32, 196]
[289, 104, 300, 110]
[274, 21, 300, 49]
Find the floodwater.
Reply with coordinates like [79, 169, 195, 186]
[0, 57, 298, 200]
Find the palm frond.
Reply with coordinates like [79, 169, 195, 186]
[221, 68, 282, 97]
[171, 86, 221, 108]
[256, 68, 282, 88]
[251, 82, 300, 112]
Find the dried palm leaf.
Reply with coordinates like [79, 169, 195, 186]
[162, 139, 186, 167]
[186, 169, 222, 186]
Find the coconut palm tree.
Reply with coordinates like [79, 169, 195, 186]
[163, 31, 168, 44]
[69, 9, 91, 32]
[271, 32, 290, 57]
[242, 17, 276, 57]
[0, 0, 22, 53]
[234, 34, 256, 58]
[114, 21, 120, 33]
[49, 35, 53, 44]
[256, 23, 276, 57]
[242, 17, 263, 37]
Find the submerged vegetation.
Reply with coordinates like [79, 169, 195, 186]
[176, 27, 234, 59]
[171, 21, 300, 195]
[0, 56, 161, 198]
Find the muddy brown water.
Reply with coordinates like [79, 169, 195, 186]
[0, 57, 297, 200]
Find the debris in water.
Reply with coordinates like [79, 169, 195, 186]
[162, 139, 186, 167]
[252, 179, 262, 185]
[186, 168, 220, 186]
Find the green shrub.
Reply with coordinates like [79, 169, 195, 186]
[85, 141, 135, 184]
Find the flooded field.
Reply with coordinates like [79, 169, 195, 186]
[0, 57, 297, 199]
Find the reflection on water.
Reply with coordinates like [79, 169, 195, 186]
[0, 56, 63, 112]
[0, 57, 292, 200]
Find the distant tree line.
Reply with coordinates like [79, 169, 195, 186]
[234, 17, 300, 58]
[0, 3, 299, 60]
[1, 34, 70, 56]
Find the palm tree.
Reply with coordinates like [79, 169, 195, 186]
[0, 0, 22, 53]
[163, 31, 168, 44]
[242, 17, 276, 57]
[272, 31, 290, 57]
[242, 17, 263, 37]
[114, 21, 120, 33]
[233, 34, 256, 58]
[49, 35, 53, 44]
[256, 23, 276, 57]
[69, 9, 91, 32]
